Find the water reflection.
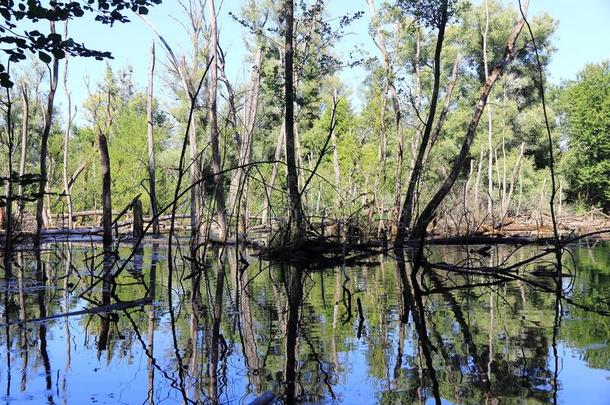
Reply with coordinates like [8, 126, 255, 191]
[0, 242, 609, 404]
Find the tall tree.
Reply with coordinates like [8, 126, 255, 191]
[396, 0, 452, 244]
[410, 0, 531, 241]
[139, 10, 204, 237]
[17, 82, 29, 220]
[207, 0, 227, 240]
[62, 22, 74, 229]
[560, 61, 610, 210]
[284, 0, 303, 238]
[146, 42, 159, 237]
[35, 21, 59, 242]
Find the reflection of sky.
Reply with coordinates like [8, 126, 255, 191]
[554, 344, 610, 405]
[1, 309, 252, 404]
[2, 242, 610, 403]
[1, 303, 608, 404]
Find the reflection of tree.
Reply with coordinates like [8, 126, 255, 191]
[146, 244, 158, 405]
[398, 255, 441, 404]
[209, 256, 226, 404]
[35, 250, 53, 403]
[231, 252, 263, 394]
[283, 264, 303, 404]
[18, 252, 29, 393]
[62, 244, 72, 401]
[561, 247, 610, 370]
[2, 242, 610, 403]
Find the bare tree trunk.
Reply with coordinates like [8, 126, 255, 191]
[500, 142, 524, 219]
[98, 128, 113, 253]
[139, 15, 201, 237]
[35, 21, 59, 243]
[228, 48, 262, 234]
[284, 0, 303, 238]
[261, 124, 285, 226]
[464, 159, 475, 214]
[411, 30, 423, 165]
[558, 182, 563, 217]
[516, 167, 523, 217]
[422, 54, 460, 166]
[2, 88, 15, 276]
[207, 0, 227, 240]
[483, 0, 494, 220]
[62, 22, 73, 229]
[374, 84, 388, 207]
[294, 120, 305, 189]
[17, 83, 29, 220]
[188, 113, 199, 234]
[409, 1, 530, 241]
[501, 133, 507, 213]
[331, 92, 341, 192]
[474, 149, 484, 218]
[537, 177, 547, 215]
[90, 87, 117, 254]
[147, 42, 160, 237]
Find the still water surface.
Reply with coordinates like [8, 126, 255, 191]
[0, 242, 609, 404]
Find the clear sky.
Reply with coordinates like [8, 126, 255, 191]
[42, 0, 610, 123]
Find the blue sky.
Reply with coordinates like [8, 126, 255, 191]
[41, 0, 610, 122]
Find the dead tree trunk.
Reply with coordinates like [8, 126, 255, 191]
[139, 15, 201, 236]
[35, 21, 59, 243]
[284, 0, 303, 238]
[92, 89, 117, 254]
[500, 142, 524, 219]
[261, 124, 285, 226]
[17, 83, 29, 220]
[408, 1, 530, 241]
[207, 0, 227, 240]
[483, 0, 494, 219]
[2, 86, 16, 276]
[331, 115, 341, 191]
[132, 198, 144, 241]
[98, 128, 113, 252]
[62, 22, 73, 229]
[228, 48, 262, 234]
[146, 42, 160, 237]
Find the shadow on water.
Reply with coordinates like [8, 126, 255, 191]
[0, 240, 610, 404]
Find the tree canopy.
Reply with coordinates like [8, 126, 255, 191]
[560, 61, 610, 209]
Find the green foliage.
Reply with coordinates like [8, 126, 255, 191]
[560, 61, 610, 209]
[56, 66, 173, 215]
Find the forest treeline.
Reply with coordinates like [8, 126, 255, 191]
[1, 0, 609, 248]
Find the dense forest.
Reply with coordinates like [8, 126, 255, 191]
[0, 0, 609, 249]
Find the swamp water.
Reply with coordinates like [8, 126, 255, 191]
[0, 242, 609, 404]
